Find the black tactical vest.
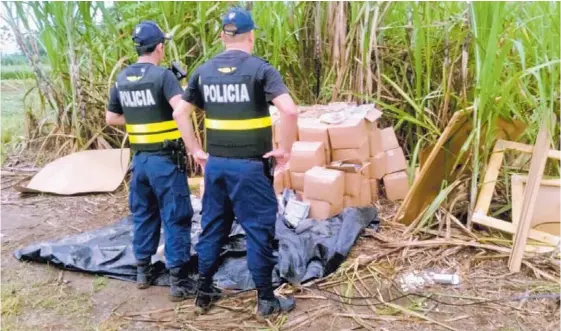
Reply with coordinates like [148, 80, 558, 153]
[198, 54, 273, 158]
[116, 64, 180, 151]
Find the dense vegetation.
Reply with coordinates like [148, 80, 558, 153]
[2, 1, 560, 221]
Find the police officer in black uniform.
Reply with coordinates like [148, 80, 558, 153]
[172, 8, 299, 319]
[105, 21, 199, 302]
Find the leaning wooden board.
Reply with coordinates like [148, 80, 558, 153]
[508, 121, 551, 272]
[396, 110, 527, 225]
[394, 109, 472, 224]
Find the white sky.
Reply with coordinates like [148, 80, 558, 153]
[0, 4, 20, 55]
[0, 1, 112, 55]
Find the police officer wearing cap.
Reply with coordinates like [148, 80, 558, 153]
[106, 21, 201, 302]
[172, 8, 299, 318]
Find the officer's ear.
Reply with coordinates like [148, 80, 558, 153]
[248, 30, 255, 44]
[156, 43, 164, 56]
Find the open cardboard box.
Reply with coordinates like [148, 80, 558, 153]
[326, 158, 370, 173]
[327, 159, 370, 197]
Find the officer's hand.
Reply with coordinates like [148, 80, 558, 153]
[193, 150, 208, 168]
[263, 148, 290, 168]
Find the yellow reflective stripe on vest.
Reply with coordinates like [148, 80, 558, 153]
[205, 117, 272, 131]
[126, 120, 178, 134]
[128, 130, 181, 144]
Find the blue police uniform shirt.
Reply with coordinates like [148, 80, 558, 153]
[107, 63, 184, 114]
[182, 50, 289, 109]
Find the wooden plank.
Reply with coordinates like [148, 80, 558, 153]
[508, 121, 551, 272]
[500, 140, 561, 160]
[473, 141, 506, 215]
[510, 175, 524, 233]
[472, 213, 560, 246]
[512, 176, 561, 187]
[393, 109, 472, 224]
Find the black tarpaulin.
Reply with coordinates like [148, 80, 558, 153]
[14, 197, 378, 290]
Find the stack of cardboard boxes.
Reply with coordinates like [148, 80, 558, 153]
[369, 127, 410, 201]
[273, 104, 410, 220]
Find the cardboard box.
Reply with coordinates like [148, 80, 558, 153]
[326, 116, 369, 150]
[344, 195, 360, 208]
[384, 171, 409, 201]
[273, 118, 299, 144]
[380, 127, 399, 151]
[344, 172, 363, 197]
[325, 150, 332, 164]
[298, 118, 332, 164]
[290, 172, 305, 191]
[307, 199, 343, 220]
[369, 153, 387, 179]
[356, 104, 383, 123]
[369, 179, 379, 202]
[274, 169, 284, 194]
[385, 147, 407, 174]
[332, 138, 369, 162]
[321, 105, 382, 150]
[303, 166, 344, 205]
[359, 180, 372, 206]
[354, 178, 372, 207]
[327, 101, 357, 111]
[289, 141, 326, 173]
[326, 159, 370, 197]
[369, 128, 384, 157]
[343, 181, 371, 208]
[284, 168, 292, 188]
[298, 118, 330, 148]
[273, 118, 282, 144]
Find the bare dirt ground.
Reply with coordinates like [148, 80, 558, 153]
[1, 169, 560, 331]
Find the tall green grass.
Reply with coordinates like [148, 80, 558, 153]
[0, 79, 42, 163]
[3, 1, 560, 220]
[0, 65, 37, 80]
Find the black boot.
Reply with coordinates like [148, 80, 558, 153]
[168, 266, 196, 302]
[136, 260, 155, 289]
[194, 276, 221, 314]
[257, 295, 296, 320]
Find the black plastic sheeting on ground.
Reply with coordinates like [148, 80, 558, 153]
[14, 197, 378, 290]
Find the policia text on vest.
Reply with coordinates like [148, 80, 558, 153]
[203, 83, 250, 103]
[119, 89, 156, 108]
[115, 65, 182, 152]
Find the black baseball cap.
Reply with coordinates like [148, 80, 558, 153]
[132, 21, 172, 47]
[222, 7, 257, 35]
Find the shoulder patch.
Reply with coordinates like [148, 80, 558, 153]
[217, 67, 237, 74]
[126, 75, 143, 82]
